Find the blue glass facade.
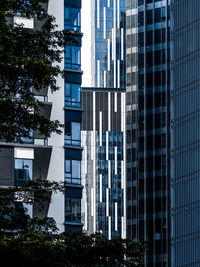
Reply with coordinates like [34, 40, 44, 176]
[126, 0, 170, 266]
[64, 0, 83, 232]
[171, 0, 200, 266]
[91, 0, 126, 88]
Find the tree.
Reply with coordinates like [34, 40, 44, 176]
[0, 0, 73, 142]
[0, 179, 64, 235]
[0, 232, 146, 267]
[0, 181, 146, 266]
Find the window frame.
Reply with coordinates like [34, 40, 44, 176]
[65, 159, 81, 184]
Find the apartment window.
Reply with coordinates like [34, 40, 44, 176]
[65, 159, 81, 184]
[65, 121, 81, 146]
[65, 83, 81, 108]
[65, 45, 81, 70]
[64, 7, 80, 31]
[14, 158, 33, 186]
[65, 197, 81, 222]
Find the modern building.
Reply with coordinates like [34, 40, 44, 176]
[171, 0, 200, 266]
[64, 0, 83, 232]
[126, 0, 171, 266]
[91, 0, 126, 89]
[81, 87, 126, 239]
[81, 0, 126, 239]
[0, 0, 83, 233]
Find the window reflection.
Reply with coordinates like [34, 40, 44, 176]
[65, 45, 81, 70]
[14, 159, 33, 186]
[65, 197, 81, 222]
[65, 83, 81, 107]
[65, 159, 81, 184]
[64, 7, 80, 31]
[65, 121, 81, 146]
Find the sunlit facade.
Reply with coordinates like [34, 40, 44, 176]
[91, 0, 126, 88]
[81, 87, 126, 239]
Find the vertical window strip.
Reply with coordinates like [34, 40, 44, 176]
[100, 174, 102, 202]
[114, 92, 117, 112]
[115, 202, 118, 231]
[97, 59, 100, 87]
[104, 7, 106, 39]
[108, 216, 111, 240]
[106, 188, 109, 216]
[117, 60, 120, 88]
[106, 131, 109, 160]
[97, 0, 100, 28]
[115, 146, 117, 174]
[99, 111, 102, 146]
[121, 28, 124, 60]
[117, 0, 120, 28]
[108, 92, 111, 131]
[121, 160, 124, 189]
[108, 39, 111, 71]
[114, 58, 116, 87]
[108, 160, 111, 188]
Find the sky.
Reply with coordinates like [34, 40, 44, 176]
[81, 0, 92, 87]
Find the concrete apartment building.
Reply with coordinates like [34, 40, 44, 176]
[0, 0, 83, 233]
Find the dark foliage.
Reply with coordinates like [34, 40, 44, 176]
[0, 179, 64, 235]
[0, 232, 146, 267]
[0, 0, 74, 142]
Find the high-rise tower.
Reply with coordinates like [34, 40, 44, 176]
[91, 0, 126, 88]
[171, 0, 200, 266]
[81, 0, 126, 239]
[126, 0, 171, 266]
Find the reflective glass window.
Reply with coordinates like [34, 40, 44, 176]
[65, 45, 81, 70]
[65, 83, 81, 107]
[65, 160, 81, 184]
[65, 197, 81, 222]
[64, 7, 80, 31]
[65, 121, 81, 146]
[14, 158, 33, 186]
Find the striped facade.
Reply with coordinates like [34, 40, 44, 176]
[171, 0, 200, 266]
[91, 0, 126, 88]
[81, 88, 126, 239]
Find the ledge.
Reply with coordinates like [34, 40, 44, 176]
[65, 183, 84, 189]
[0, 142, 52, 150]
[64, 107, 83, 112]
[64, 221, 84, 227]
[64, 145, 83, 150]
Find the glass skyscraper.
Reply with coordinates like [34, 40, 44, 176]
[81, 87, 126, 239]
[126, 0, 171, 266]
[81, 0, 126, 239]
[91, 0, 126, 88]
[171, 0, 200, 266]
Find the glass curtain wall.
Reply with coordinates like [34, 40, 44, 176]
[171, 0, 200, 266]
[126, 0, 170, 266]
[81, 88, 126, 239]
[91, 0, 126, 88]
